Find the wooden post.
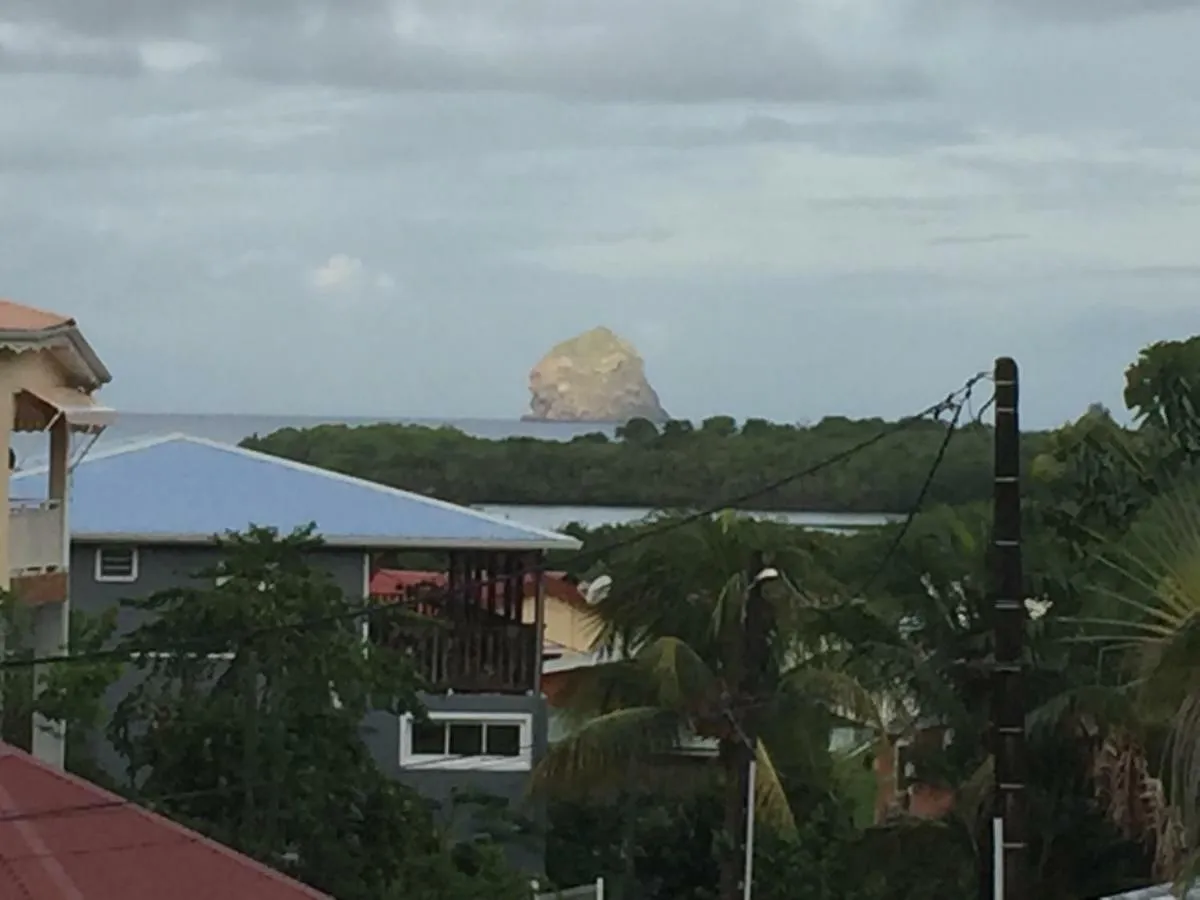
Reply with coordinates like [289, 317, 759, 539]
[991, 357, 1026, 900]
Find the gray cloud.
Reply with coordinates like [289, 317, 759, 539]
[929, 232, 1028, 246]
[0, 0, 928, 103]
[1, 0, 1199, 430]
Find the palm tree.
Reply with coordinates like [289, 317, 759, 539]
[1068, 475, 1200, 881]
[531, 513, 865, 899]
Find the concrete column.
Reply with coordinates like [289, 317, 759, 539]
[0, 389, 14, 589]
[32, 414, 69, 768]
[0, 389, 13, 729]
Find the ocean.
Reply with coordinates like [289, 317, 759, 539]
[13, 412, 896, 530]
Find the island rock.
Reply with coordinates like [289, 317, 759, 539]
[526, 327, 669, 422]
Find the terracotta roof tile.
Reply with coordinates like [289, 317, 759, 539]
[0, 743, 331, 900]
[0, 299, 73, 333]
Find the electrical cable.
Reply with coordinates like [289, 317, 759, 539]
[0, 375, 990, 842]
[0, 371, 989, 674]
[0, 731, 572, 826]
[718, 385, 981, 743]
[0, 381, 978, 838]
[846, 387, 971, 601]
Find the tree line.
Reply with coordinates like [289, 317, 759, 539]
[240, 409, 1035, 514]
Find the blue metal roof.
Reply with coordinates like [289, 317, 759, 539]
[11, 434, 582, 551]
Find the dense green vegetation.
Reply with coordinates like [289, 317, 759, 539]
[7, 334, 1200, 899]
[241, 409, 1034, 514]
[525, 335, 1200, 900]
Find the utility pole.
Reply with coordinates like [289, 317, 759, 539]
[991, 357, 1026, 900]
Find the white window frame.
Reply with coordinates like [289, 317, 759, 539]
[399, 711, 533, 772]
[94, 546, 139, 583]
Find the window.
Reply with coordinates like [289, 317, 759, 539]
[400, 712, 533, 771]
[95, 546, 138, 582]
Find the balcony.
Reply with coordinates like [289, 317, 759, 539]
[9, 499, 65, 575]
[372, 617, 539, 694]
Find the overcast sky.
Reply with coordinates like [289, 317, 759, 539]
[1, 1, 1198, 428]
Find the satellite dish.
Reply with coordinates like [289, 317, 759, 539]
[583, 574, 612, 605]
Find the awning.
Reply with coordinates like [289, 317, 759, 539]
[26, 385, 116, 433]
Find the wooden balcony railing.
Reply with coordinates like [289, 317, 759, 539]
[372, 618, 538, 695]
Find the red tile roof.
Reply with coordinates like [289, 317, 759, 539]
[0, 743, 331, 900]
[369, 568, 585, 605]
[0, 299, 73, 332]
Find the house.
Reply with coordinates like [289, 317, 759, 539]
[0, 740, 330, 899]
[8, 432, 581, 845]
[0, 298, 113, 770]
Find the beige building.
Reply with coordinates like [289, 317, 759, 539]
[0, 299, 113, 768]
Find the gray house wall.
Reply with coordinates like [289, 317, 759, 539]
[68, 540, 547, 871]
[69, 543, 367, 635]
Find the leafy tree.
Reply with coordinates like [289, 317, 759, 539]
[700, 416, 738, 438]
[615, 417, 659, 444]
[547, 786, 863, 900]
[106, 525, 527, 900]
[0, 594, 122, 785]
[1125, 335, 1200, 459]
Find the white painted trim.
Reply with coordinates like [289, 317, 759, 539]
[93, 545, 139, 583]
[13, 433, 582, 550]
[399, 711, 533, 772]
[129, 651, 236, 661]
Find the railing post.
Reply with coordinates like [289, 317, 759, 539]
[32, 413, 69, 768]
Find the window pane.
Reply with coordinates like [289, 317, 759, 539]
[485, 724, 521, 757]
[448, 723, 484, 756]
[411, 721, 446, 755]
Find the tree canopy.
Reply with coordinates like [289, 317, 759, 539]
[240, 413, 1028, 513]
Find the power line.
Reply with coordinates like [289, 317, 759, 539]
[0, 371, 988, 674]
[720, 385, 979, 728]
[0, 385, 978, 837]
[848, 388, 971, 601]
[0, 731, 566, 827]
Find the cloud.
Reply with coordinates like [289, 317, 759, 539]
[0, 0, 927, 103]
[522, 129, 1200, 282]
[308, 254, 394, 294]
[1, 0, 1200, 429]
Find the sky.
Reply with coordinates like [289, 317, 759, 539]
[1, 1, 1199, 429]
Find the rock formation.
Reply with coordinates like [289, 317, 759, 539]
[526, 327, 669, 422]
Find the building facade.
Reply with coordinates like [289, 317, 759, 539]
[0, 298, 114, 770]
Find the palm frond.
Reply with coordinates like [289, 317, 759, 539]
[636, 636, 721, 715]
[550, 659, 662, 720]
[530, 706, 686, 798]
[752, 740, 797, 834]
